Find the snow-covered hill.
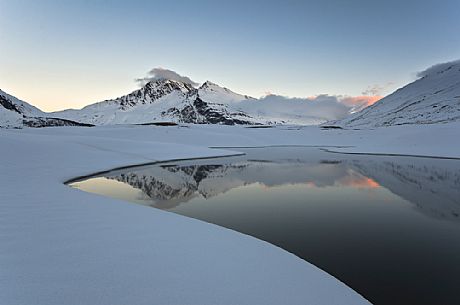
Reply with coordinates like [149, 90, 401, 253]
[333, 60, 460, 128]
[0, 89, 93, 128]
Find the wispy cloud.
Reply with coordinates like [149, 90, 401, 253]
[416, 59, 460, 78]
[362, 82, 394, 96]
[135, 68, 199, 87]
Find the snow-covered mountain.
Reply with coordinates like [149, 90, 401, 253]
[0, 89, 93, 128]
[0, 80, 345, 127]
[53, 79, 345, 126]
[52, 80, 261, 125]
[332, 60, 460, 128]
[3, 59, 459, 128]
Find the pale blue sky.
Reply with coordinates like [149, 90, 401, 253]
[1, 0, 459, 111]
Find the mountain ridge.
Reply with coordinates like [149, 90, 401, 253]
[2, 60, 459, 128]
[332, 60, 460, 128]
[0, 89, 93, 128]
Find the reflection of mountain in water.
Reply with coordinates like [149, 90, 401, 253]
[106, 158, 371, 209]
[103, 149, 460, 222]
[349, 158, 460, 222]
[108, 163, 250, 209]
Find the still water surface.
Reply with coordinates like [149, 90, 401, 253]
[69, 147, 460, 305]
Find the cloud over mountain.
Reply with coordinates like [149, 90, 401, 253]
[136, 68, 199, 87]
[416, 59, 460, 78]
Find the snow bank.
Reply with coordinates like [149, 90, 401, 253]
[0, 126, 371, 305]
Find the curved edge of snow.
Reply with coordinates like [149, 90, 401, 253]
[0, 127, 371, 305]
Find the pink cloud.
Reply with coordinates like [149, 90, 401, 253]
[340, 95, 382, 111]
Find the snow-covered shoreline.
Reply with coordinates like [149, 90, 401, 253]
[1, 122, 459, 305]
[1, 125, 376, 305]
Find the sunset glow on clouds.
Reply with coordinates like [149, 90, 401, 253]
[130, 67, 384, 120]
[277, 93, 383, 116]
[339, 95, 383, 112]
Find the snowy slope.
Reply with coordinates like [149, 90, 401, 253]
[2, 122, 459, 304]
[0, 89, 43, 128]
[0, 89, 44, 117]
[0, 89, 92, 128]
[198, 80, 254, 104]
[0, 103, 23, 128]
[0, 126, 371, 305]
[333, 60, 460, 128]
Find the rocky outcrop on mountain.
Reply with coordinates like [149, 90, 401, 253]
[22, 117, 94, 128]
[53, 79, 261, 125]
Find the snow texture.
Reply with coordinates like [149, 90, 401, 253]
[2, 116, 460, 305]
[333, 59, 460, 128]
[0, 125, 376, 305]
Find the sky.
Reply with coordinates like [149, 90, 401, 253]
[0, 0, 459, 112]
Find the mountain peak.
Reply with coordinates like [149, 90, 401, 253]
[200, 80, 220, 89]
[144, 78, 195, 91]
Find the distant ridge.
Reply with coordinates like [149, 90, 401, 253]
[52, 79, 267, 126]
[2, 60, 460, 128]
[0, 89, 92, 128]
[331, 60, 460, 128]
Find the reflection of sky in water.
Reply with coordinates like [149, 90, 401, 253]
[72, 178, 148, 205]
[70, 148, 460, 305]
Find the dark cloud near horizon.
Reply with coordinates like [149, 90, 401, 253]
[136, 68, 199, 87]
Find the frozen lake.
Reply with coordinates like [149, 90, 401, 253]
[69, 147, 460, 305]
